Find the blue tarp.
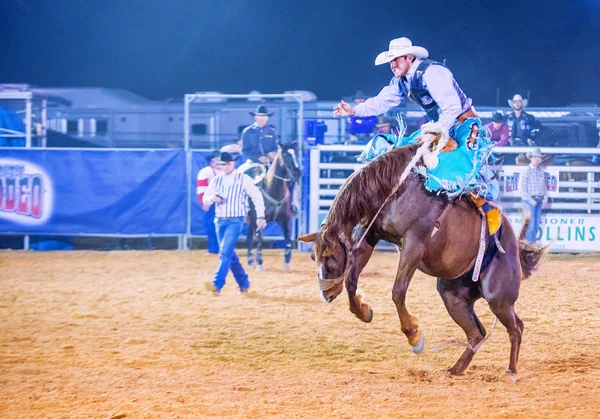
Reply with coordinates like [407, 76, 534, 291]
[0, 106, 26, 147]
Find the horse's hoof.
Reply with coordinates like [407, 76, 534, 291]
[363, 308, 373, 323]
[283, 263, 291, 271]
[411, 335, 425, 354]
[256, 264, 264, 271]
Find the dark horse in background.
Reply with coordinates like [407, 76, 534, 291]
[299, 144, 545, 376]
[246, 141, 301, 270]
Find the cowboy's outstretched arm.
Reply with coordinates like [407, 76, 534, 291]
[354, 82, 403, 117]
[333, 100, 354, 117]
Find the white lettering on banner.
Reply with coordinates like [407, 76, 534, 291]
[0, 158, 54, 225]
[508, 215, 600, 252]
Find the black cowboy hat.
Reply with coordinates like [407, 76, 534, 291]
[217, 151, 241, 164]
[492, 112, 505, 123]
[205, 149, 220, 161]
[250, 104, 274, 117]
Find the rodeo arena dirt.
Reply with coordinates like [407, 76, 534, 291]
[1, 249, 600, 418]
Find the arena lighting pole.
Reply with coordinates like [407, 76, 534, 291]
[182, 92, 304, 250]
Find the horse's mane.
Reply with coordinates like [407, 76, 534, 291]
[322, 144, 419, 247]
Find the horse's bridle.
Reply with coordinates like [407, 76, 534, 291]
[318, 232, 354, 292]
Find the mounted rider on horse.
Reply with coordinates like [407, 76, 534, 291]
[333, 37, 501, 235]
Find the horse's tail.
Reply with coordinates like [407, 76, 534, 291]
[518, 213, 549, 279]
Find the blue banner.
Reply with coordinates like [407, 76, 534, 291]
[0, 149, 186, 234]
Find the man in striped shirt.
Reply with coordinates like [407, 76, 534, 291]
[521, 148, 548, 244]
[197, 150, 221, 254]
[203, 152, 267, 295]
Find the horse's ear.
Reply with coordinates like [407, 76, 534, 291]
[298, 232, 318, 243]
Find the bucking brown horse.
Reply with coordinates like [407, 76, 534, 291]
[299, 144, 545, 376]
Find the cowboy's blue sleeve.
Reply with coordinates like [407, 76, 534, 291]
[353, 77, 405, 117]
[242, 127, 260, 161]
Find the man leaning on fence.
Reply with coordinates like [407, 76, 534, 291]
[203, 152, 267, 296]
[521, 147, 548, 245]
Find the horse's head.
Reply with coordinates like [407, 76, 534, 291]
[298, 228, 353, 303]
[278, 140, 301, 182]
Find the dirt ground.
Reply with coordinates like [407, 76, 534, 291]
[1, 249, 599, 419]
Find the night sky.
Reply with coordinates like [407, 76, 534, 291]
[1, 0, 599, 107]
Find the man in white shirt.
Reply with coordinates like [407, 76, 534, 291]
[203, 152, 267, 295]
[333, 37, 501, 235]
[197, 150, 221, 254]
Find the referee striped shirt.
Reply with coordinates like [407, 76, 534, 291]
[203, 170, 265, 218]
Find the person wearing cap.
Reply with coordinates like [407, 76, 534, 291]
[332, 37, 501, 235]
[203, 152, 267, 295]
[241, 104, 279, 164]
[484, 112, 510, 147]
[197, 150, 222, 254]
[521, 147, 548, 244]
[506, 94, 538, 146]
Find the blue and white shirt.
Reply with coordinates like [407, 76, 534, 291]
[203, 170, 266, 218]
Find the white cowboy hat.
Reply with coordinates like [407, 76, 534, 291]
[526, 147, 544, 158]
[374, 37, 429, 66]
[508, 94, 529, 108]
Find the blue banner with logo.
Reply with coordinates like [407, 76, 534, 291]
[0, 149, 186, 234]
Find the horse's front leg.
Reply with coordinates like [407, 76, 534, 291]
[280, 218, 292, 270]
[345, 240, 376, 323]
[392, 236, 426, 353]
[255, 228, 264, 270]
[247, 212, 256, 267]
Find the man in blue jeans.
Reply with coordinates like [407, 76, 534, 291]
[521, 147, 548, 244]
[203, 152, 267, 295]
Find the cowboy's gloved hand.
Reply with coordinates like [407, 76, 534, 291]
[333, 100, 355, 117]
[258, 155, 269, 164]
[257, 218, 267, 229]
[420, 132, 438, 145]
[267, 151, 276, 160]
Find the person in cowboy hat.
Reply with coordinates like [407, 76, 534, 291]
[241, 104, 279, 165]
[332, 36, 501, 235]
[203, 151, 267, 295]
[197, 149, 222, 254]
[376, 117, 394, 134]
[483, 112, 509, 146]
[521, 147, 548, 244]
[506, 94, 539, 146]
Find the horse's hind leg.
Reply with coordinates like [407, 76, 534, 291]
[487, 300, 523, 374]
[482, 267, 523, 374]
[437, 277, 486, 376]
